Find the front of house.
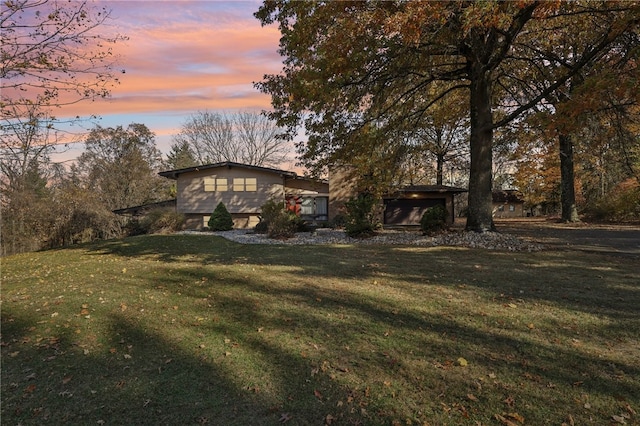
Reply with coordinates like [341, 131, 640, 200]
[492, 190, 525, 218]
[158, 161, 468, 230]
[158, 162, 329, 230]
[329, 165, 466, 226]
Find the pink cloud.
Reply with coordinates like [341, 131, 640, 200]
[56, 0, 282, 119]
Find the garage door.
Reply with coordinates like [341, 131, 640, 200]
[383, 198, 446, 225]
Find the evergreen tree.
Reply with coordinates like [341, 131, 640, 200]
[208, 202, 234, 231]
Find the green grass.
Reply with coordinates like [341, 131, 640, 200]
[2, 234, 639, 425]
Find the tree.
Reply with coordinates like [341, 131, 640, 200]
[1, 0, 126, 116]
[172, 110, 290, 168]
[410, 88, 469, 186]
[0, 0, 126, 254]
[208, 202, 234, 231]
[165, 139, 197, 170]
[255, 1, 639, 232]
[73, 124, 169, 211]
[0, 102, 58, 255]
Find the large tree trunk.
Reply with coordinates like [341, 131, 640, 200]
[436, 153, 444, 185]
[466, 66, 496, 232]
[559, 133, 580, 222]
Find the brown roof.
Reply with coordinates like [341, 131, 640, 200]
[158, 161, 328, 185]
[158, 161, 298, 180]
[492, 190, 524, 203]
[392, 185, 468, 194]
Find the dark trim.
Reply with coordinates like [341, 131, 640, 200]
[384, 185, 468, 198]
[113, 199, 176, 216]
[158, 161, 299, 180]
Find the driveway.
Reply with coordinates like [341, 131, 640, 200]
[493, 218, 640, 257]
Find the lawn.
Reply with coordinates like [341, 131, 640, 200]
[2, 234, 639, 425]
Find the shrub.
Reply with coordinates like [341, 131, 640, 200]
[255, 199, 283, 234]
[585, 179, 640, 222]
[420, 204, 449, 234]
[255, 198, 307, 238]
[344, 193, 378, 238]
[146, 209, 185, 234]
[208, 202, 234, 231]
[267, 210, 298, 239]
[126, 209, 185, 235]
[329, 214, 347, 229]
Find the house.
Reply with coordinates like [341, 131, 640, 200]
[329, 165, 466, 226]
[492, 190, 525, 218]
[158, 162, 329, 230]
[382, 185, 467, 226]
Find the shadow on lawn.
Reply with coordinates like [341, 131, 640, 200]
[1, 307, 354, 425]
[57, 234, 640, 423]
[90, 234, 640, 318]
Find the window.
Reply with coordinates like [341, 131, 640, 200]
[315, 197, 328, 216]
[509, 204, 515, 212]
[497, 205, 504, 211]
[300, 197, 314, 215]
[296, 196, 329, 220]
[204, 177, 215, 192]
[233, 178, 257, 191]
[204, 177, 227, 192]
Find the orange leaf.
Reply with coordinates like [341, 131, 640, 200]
[314, 389, 323, 400]
[506, 412, 525, 423]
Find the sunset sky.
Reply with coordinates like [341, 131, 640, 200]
[54, 0, 287, 165]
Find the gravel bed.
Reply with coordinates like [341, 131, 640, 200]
[181, 228, 544, 252]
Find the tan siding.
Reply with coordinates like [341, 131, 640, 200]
[285, 178, 329, 195]
[176, 167, 285, 215]
[328, 165, 360, 220]
[492, 202, 525, 218]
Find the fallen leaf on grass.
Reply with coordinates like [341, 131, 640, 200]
[325, 414, 335, 424]
[314, 389, 323, 400]
[495, 412, 525, 425]
[467, 393, 478, 401]
[457, 357, 468, 367]
[279, 413, 292, 423]
[612, 414, 628, 424]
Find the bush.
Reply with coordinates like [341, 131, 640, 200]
[329, 214, 347, 229]
[126, 209, 185, 236]
[344, 193, 378, 238]
[420, 204, 449, 235]
[255, 198, 307, 238]
[255, 199, 282, 234]
[585, 179, 640, 222]
[267, 210, 298, 239]
[208, 202, 234, 231]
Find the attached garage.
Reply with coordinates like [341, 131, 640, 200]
[384, 198, 446, 225]
[382, 185, 467, 226]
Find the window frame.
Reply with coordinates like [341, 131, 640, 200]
[232, 177, 257, 192]
[204, 177, 228, 192]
